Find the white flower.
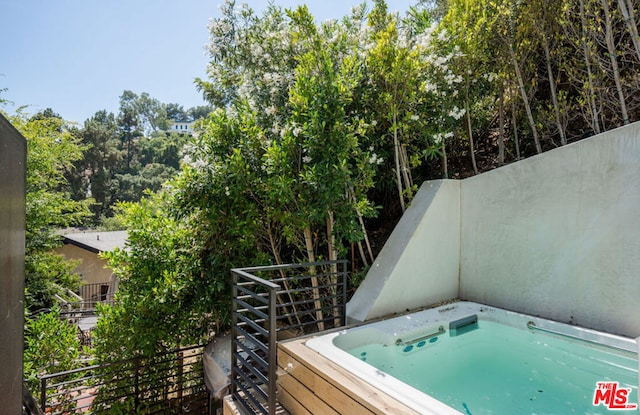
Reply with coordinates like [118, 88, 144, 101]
[411, 115, 419, 121]
[265, 106, 277, 116]
[225, 186, 230, 196]
[371, 119, 377, 127]
[437, 29, 448, 42]
[302, 155, 312, 163]
[369, 153, 384, 165]
[483, 72, 498, 82]
[424, 82, 437, 93]
[433, 131, 453, 145]
[293, 126, 302, 137]
[251, 43, 264, 58]
[448, 106, 466, 120]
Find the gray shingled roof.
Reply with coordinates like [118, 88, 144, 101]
[62, 230, 128, 254]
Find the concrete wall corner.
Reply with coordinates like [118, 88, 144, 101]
[347, 180, 461, 322]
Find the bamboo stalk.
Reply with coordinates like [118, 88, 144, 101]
[601, 0, 630, 125]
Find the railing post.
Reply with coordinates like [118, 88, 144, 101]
[230, 270, 238, 398]
[341, 260, 348, 327]
[177, 350, 184, 402]
[268, 284, 277, 415]
[40, 377, 46, 412]
[134, 358, 140, 411]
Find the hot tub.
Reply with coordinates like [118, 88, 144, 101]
[306, 301, 638, 414]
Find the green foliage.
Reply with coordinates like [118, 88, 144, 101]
[94, 192, 224, 359]
[25, 252, 81, 311]
[88, 0, 640, 364]
[8, 111, 92, 311]
[23, 308, 85, 395]
[73, 93, 207, 225]
[76, 110, 121, 220]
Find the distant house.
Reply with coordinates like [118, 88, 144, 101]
[168, 120, 194, 135]
[57, 230, 128, 305]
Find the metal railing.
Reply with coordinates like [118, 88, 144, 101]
[57, 299, 117, 347]
[39, 345, 209, 415]
[231, 260, 348, 415]
[78, 282, 113, 306]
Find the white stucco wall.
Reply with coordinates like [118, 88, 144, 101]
[460, 123, 640, 337]
[349, 122, 640, 337]
[347, 180, 461, 322]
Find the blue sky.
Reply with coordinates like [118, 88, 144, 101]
[1, 0, 415, 124]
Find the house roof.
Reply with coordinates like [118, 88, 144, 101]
[62, 230, 128, 254]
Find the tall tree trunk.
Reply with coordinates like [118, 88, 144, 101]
[267, 223, 301, 328]
[326, 211, 340, 326]
[511, 95, 521, 161]
[348, 188, 374, 265]
[509, 46, 542, 153]
[442, 140, 449, 178]
[579, 0, 602, 134]
[392, 108, 406, 212]
[400, 143, 414, 196]
[499, 86, 505, 165]
[542, 31, 567, 145]
[464, 100, 478, 174]
[618, 0, 640, 62]
[601, 0, 630, 125]
[303, 225, 324, 331]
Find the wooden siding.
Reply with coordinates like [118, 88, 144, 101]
[277, 338, 420, 415]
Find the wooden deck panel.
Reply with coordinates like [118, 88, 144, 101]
[277, 338, 420, 415]
[223, 395, 242, 415]
[222, 393, 290, 415]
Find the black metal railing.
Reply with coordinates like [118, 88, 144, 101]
[39, 345, 209, 415]
[230, 260, 348, 415]
[78, 282, 113, 306]
[57, 299, 117, 347]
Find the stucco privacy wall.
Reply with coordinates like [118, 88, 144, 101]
[460, 122, 640, 337]
[348, 122, 640, 336]
[347, 180, 460, 322]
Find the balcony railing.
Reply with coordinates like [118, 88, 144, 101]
[39, 345, 209, 415]
[230, 260, 348, 415]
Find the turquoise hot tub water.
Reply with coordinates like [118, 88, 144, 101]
[348, 319, 637, 414]
[306, 302, 639, 414]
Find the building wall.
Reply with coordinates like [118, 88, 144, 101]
[0, 114, 26, 414]
[57, 244, 114, 285]
[170, 121, 193, 134]
[348, 121, 640, 337]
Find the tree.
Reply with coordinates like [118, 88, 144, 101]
[165, 102, 188, 122]
[118, 91, 143, 171]
[7, 111, 92, 311]
[95, 174, 256, 359]
[78, 110, 121, 221]
[23, 308, 85, 396]
[187, 105, 213, 121]
[138, 132, 185, 169]
[366, 0, 426, 211]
